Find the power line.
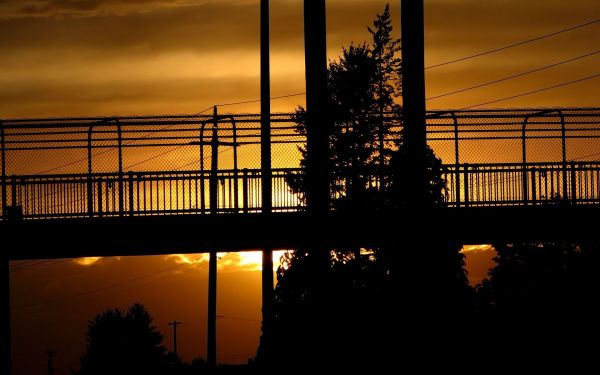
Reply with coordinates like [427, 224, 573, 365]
[216, 92, 306, 108]
[571, 151, 600, 161]
[173, 146, 234, 171]
[10, 259, 74, 272]
[460, 74, 599, 109]
[426, 19, 599, 69]
[427, 50, 600, 100]
[12, 262, 187, 310]
[29, 93, 300, 175]
[123, 144, 187, 171]
[194, 105, 216, 116]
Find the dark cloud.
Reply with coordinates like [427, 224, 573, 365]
[19, 0, 105, 15]
[0, 1, 393, 55]
[1, 0, 186, 18]
[0, 0, 597, 117]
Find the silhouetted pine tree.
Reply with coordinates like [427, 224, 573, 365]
[259, 4, 473, 370]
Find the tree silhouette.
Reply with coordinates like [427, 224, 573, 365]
[260, 4, 472, 369]
[473, 241, 600, 368]
[288, 4, 401, 210]
[77, 303, 169, 375]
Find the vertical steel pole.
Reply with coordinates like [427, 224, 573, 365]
[261, 0, 272, 216]
[210, 108, 219, 213]
[260, 0, 274, 363]
[304, 0, 329, 216]
[207, 106, 218, 369]
[1, 256, 10, 375]
[401, 0, 427, 206]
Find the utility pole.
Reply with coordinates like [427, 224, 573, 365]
[260, 0, 274, 364]
[207, 106, 219, 369]
[168, 320, 182, 358]
[46, 350, 56, 375]
[401, 0, 428, 206]
[2, 257, 10, 375]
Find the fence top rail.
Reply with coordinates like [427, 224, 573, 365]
[2, 108, 599, 127]
[6, 167, 304, 180]
[5, 162, 599, 180]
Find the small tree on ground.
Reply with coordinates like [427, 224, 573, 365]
[77, 303, 169, 375]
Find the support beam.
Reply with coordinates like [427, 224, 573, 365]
[2, 256, 10, 375]
[304, 0, 329, 216]
[207, 107, 218, 368]
[207, 251, 217, 368]
[261, 247, 274, 361]
[401, 0, 427, 205]
[261, 0, 272, 216]
[260, 0, 274, 364]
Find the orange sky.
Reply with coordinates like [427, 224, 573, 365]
[0, 0, 598, 118]
[4, 0, 598, 373]
[11, 252, 286, 374]
[10, 247, 494, 375]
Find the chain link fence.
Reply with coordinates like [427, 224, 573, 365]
[1, 108, 599, 219]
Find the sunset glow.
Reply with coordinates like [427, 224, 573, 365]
[166, 251, 287, 272]
[5, 0, 598, 373]
[73, 257, 103, 266]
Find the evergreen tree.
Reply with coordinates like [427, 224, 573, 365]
[77, 303, 169, 375]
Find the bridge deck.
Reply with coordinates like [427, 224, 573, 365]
[1, 109, 599, 259]
[2, 205, 597, 260]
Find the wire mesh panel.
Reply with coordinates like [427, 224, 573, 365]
[1, 108, 599, 220]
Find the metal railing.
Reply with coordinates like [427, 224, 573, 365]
[3, 169, 303, 219]
[442, 162, 600, 207]
[1, 108, 599, 220]
[2, 161, 599, 219]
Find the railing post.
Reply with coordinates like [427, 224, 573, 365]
[463, 164, 469, 207]
[6, 176, 22, 220]
[522, 116, 529, 205]
[200, 122, 207, 213]
[1, 121, 6, 220]
[232, 118, 240, 212]
[11, 176, 17, 208]
[571, 162, 577, 205]
[559, 110, 569, 201]
[117, 120, 124, 216]
[128, 171, 134, 216]
[531, 168, 537, 204]
[97, 179, 103, 217]
[452, 112, 460, 207]
[243, 169, 249, 214]
[87, 124, 94, 218]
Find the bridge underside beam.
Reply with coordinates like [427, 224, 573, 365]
[1, 206, 597, 260]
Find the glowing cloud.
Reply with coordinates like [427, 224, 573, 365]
[461, 244, 494, 254]
[166, 250, 289, 272]
[73, 257, 102, 266]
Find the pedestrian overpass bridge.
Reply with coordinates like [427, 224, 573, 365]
[1, 108, 599, 257]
